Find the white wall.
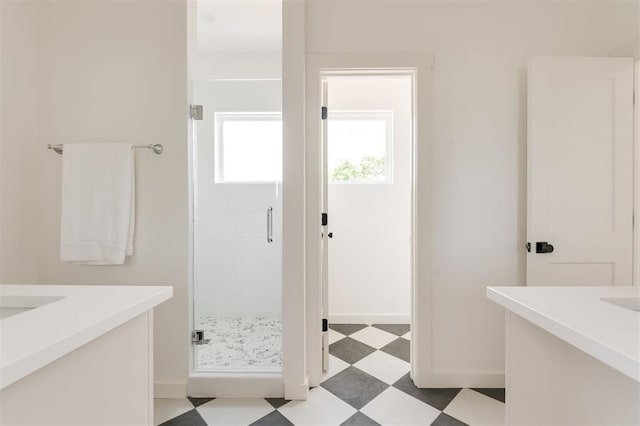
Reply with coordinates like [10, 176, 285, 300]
[0, 1, 39, 283]
[282, 0, 308, 400]
[609, 1, 640, 56]
[0, 0, 190, 397]
[193, 80, 282, 318]
[196, 52, 281, 80]
[306, 0, 639, 386]
[327, 76, 411, 323]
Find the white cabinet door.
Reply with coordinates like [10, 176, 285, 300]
[527, 57, 634, 286]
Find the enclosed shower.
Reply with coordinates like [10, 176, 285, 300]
[190, 0, 283, 376]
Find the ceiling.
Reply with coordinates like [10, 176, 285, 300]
[197, 0, 282, 53]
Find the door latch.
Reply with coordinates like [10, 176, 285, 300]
[535, 242, 554, 254]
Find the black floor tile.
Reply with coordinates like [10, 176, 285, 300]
[329, 337, 376, 364]
[250, 410, 294, 426]
[372, 324, 410, 336]
[159, 409, 207, 426]
[265, 397, 290, 409]
[158, 325, 491, 426]
[431, 412, 468, 426]
[329, 324, 368, 336]
[341, 411, 382, 426]
[471, 387, 505, 403]
[393, 373, 461, 410]
[321, 366, 389, 409]
[187, 397, 215, 408]
[380, 337, 410, 362]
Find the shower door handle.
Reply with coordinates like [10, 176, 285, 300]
[267, 206, 273, 243]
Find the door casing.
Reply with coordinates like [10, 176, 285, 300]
[635, 58, 640, 286]
[304, 54, 434, 387]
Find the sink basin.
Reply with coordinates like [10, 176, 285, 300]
[0, 295, 65, 320]
[601, 297, 640, 312]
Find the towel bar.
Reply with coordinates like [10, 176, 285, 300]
[47, 144, 163, 155]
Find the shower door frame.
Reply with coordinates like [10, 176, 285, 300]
[186, 96, 286, 397]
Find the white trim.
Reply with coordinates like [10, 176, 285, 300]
[422, 372, 506, 388]
[329, 314, 410, 324]
[187, 373, 284, 398]
[634, 58, 639, 286]
[282, 376, 310, 401]
[282, 0, 308, 401]
[154, 381, 187, 399]
[186, 0, 197, 396]
[305, 53, 434, 388]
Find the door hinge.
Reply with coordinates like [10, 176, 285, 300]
[190, 105, 203, 120]
[526, 242, 531, 253]
[322, 319, 328, 332]
[321, 212, 328, 226]
[191, 330, 210, 345]
[321, 106, 328, 120]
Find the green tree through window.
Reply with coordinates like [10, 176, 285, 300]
[330, 156, 385, 182]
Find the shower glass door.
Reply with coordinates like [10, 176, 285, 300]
[192, 83, 283, 372]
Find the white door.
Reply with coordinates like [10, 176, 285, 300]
[527, 57, 634, 286]
[321, 79, 329, 371]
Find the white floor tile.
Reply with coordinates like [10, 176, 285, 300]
[279, 386, 356, 426]
[402, 331, 411, 341]
[329, 328, 346, 344]
[350, 327, 397, 349]
[361, 387, 441, 425]
[444, 388, 505, 426]
[353, 350, 410, 385]
[322, 354, 350, 382]
[153, 398, 193, 426]
[196, 398, 274, 425]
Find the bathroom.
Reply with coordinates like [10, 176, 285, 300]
[1, 0, 639, 425]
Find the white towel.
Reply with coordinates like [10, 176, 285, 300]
[60, 143, 135, 265]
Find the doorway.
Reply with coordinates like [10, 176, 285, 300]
[318, 70, 416, 378]
[301, 53, 433, 393]
[187, 0, 284, 397]
[323, 73, 413, 354]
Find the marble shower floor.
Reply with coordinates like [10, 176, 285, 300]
[195, 315, 282, 370]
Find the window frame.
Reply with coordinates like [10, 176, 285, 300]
[327, 110, 394, 185]
[214, 111, 283, 184]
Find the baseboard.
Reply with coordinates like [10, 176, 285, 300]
[329, 314, 410, 324]
[154, 381, 187, 398]
[284, 375, 309, 400]
[187, 373, 284, 398]
[413, 371, 505, 388]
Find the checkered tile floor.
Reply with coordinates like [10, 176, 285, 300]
[155, 324, 505, 425]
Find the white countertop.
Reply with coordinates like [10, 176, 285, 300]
[487, 286, 640, 383]
[0, 284, 172, 390]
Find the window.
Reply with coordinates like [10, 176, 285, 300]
[215, 112, 282, 183]
[328, 111, 393, 184]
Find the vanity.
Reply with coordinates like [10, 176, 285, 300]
[0, 284, 172, 425]
[488, 286, 640, 425]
